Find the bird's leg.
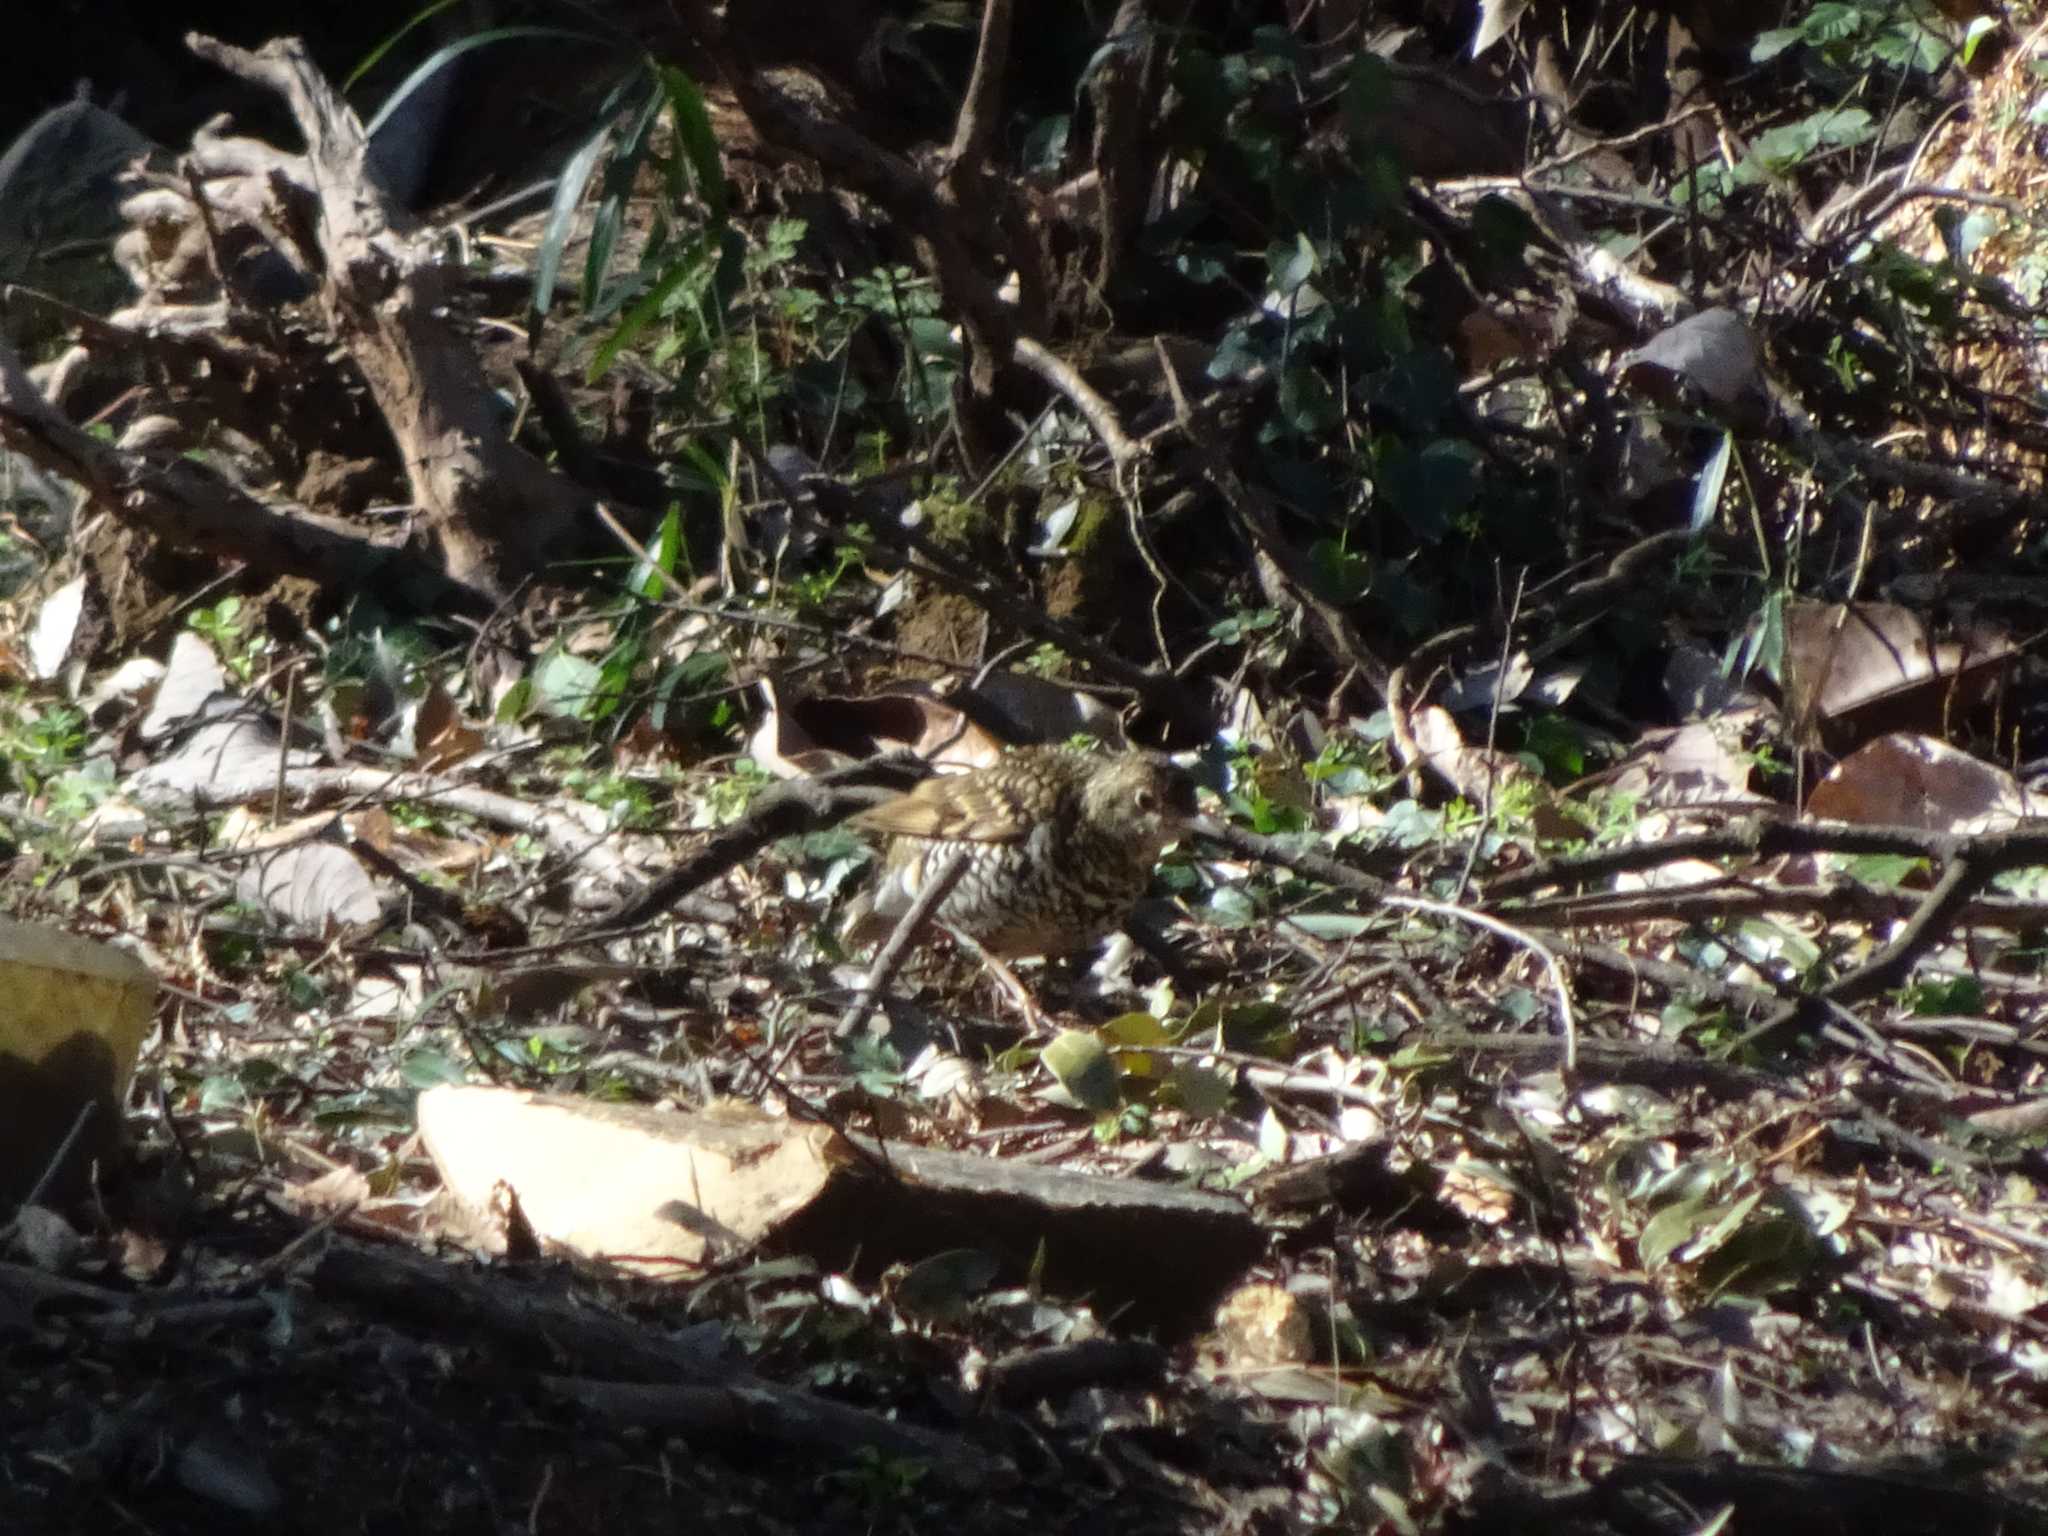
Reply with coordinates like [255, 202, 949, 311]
[946, 927, 1048, 1035]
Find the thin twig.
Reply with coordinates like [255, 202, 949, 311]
[835, 848, 968, 1041]
[1012, 336, 1140, 467]
[2, 1102, 97, 1237]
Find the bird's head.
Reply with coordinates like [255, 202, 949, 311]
[1079, 752, 1200, 855]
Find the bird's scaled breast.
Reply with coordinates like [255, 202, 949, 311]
[844, 747, 1193, 959]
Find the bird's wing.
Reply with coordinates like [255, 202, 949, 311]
[851, 773, 1035, 842]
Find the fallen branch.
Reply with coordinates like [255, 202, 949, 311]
[182, 33, 589, 597]
[0, 327, 439, 597]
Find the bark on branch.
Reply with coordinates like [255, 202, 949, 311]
[178, 33, 588, 600]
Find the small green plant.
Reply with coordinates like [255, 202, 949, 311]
[1209, 605, 1282, 647]
[1517, 712, 1596, 782]
[188, 596, 270, 681]
[644, 647, 738, 743]
[1305, 732, 1389, 796]
[561, 765, 663, 830]
[518, 1027, 596, 1074]
[819, 1447, 931, 1522]
[701, 759, 773, 824]
[842, 1033, 905, 1098]
[527, 644, 627, 724]
[1225, 748, 1313, 837]
[1580, 786, 1646, 844]
[1823, 333, 1870, 393]
[0, 694, 86, 796]
[783, 540, 865, 611]
[1018, 642, 1068, 678]
[281, 968, 329, 1009]
[1090, 1100, 1153, 1143]
[1753, 1, 1951, 76]
[1901, 974, 1983, 1017]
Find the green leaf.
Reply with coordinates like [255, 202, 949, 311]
[1276, 364, 1339, 435]
[1100, 1011, 1169, 1077]
[493, 676, 533, 723]
[584, 73, 669, 309]
[634, 504, 684, 600]
[1022, 113, 1071, 173]
[1377, 437, 1479, 541]
[655, 64, 727, 223]
[1639, 1189, 1713, 1270]
[1802, 4, 1865, 45]
[399, 1048, 466, 1089]
[1166, 1064, 1234, 1118]
[1903, 974, 1983, 1016]
[1308, 537, 1372, 602]
[1690, 429, 1732, 533]
[1750, 27, 1800, 62]
[1693, 1192, 1821, 1300]
[347, 0, 465, 90]
[1041, 1030, 1119, 1112]
[364, 26, 598, 139]
[1965, 15, 2000, 66]
[1840, 853, 1925, 889]
[841, 1032, 904, 1092]
[531, 648, 606, 721]
[590, 230, 714, 377]
[197, 1073, 247, 1112]
[1283, 912, 1376, 940]
[673, 438, 730, 499]
[891, 1248, 1001, 1319]
[1206, 886, 1258, 931]
[1368, 349, 1459, 430]
[1267, 232, 1317, 294]
[532, 120, 616, 325]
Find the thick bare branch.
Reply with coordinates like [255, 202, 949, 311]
[183, 34, 587, 598]
[0, 325, 440, 597]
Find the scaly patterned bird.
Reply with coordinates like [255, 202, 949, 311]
[843, 747, 1199, 958]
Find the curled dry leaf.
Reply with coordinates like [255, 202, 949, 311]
[1408, 705, 1583, 842]
[411, 683, 485, 770]
[128, 711, 322, 809]
[1438, 1161, 1517, 1225]
[1213, 1283, 1315, 1367]
[749, 667, 1123, 784]
[1609, 711, 1773, 810]
[749, 677, 1005, 779]
[945, 670, 1127, 748]
[1805, 732, 2033, 832]
[236, 843, 385, 930]
[1781, 600, 2013, 753]
[1619, 306, 1768, 418]
[27, 573, 90, 682]
[140, 631, 231, 739]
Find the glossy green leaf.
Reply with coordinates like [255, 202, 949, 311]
[1042, 1030, 1119, 1112]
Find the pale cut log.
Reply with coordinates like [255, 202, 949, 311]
[418, 1085, 1263, 1336]
[417, 1087, 845, 1278]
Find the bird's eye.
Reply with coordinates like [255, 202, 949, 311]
[1136, 788, 1158, 813]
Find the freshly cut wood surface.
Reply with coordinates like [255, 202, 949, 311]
[418, 1087, 844, 1277]
[419, 1086, 1261, 1330]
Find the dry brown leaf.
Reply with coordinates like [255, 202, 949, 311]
[1781, 601, 2012, 753]
[1213, 1283, 1315, 1367]
[1805, 732, 2033, 832]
